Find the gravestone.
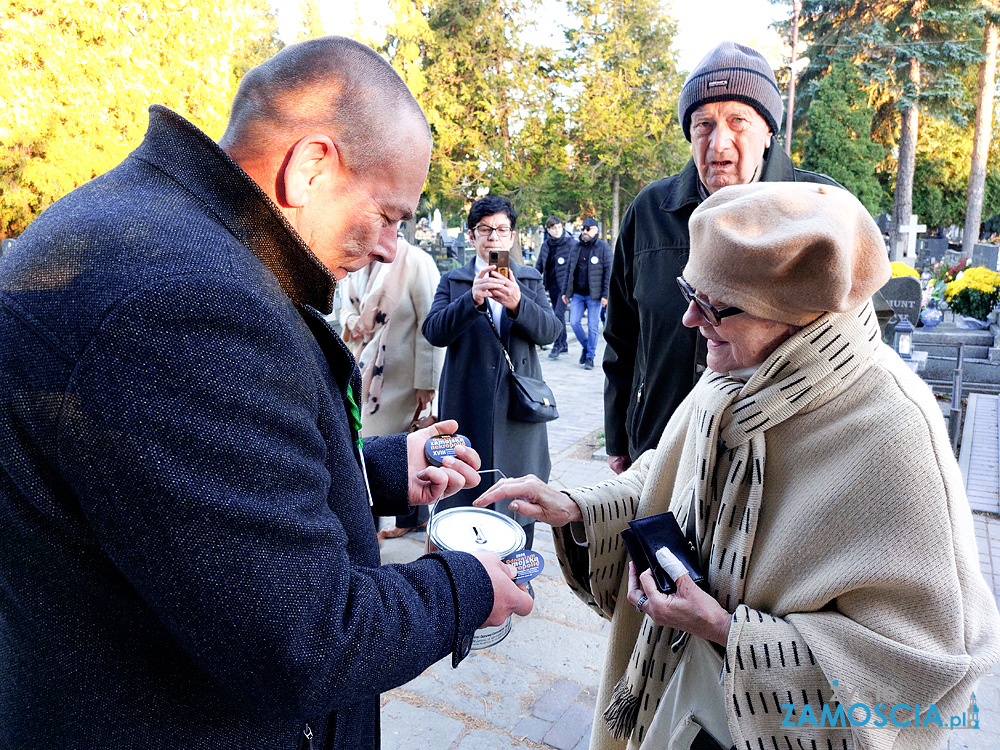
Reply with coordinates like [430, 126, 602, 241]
[917, 237, 948, 268]
[452, 230, 467, 266]
[0, 238, 14, 256]
[879, 276, 923, 336]
[896, 214, 926, 263]
[943, 249, 964, 268]
[971, 243, 999, 271]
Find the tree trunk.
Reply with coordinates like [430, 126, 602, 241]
[785, 0, 801, 157]
[890, 55, 920, 260]
[612, 173, 621, 247]
[962, 20, 998, 256]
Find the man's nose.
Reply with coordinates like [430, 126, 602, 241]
[374, 225, 399, 263]
[709, 124, 735, 152]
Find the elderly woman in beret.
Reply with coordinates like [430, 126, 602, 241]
[478, 183, 1000, 750]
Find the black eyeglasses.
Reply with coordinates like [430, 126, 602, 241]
[474, 224, 512, 238]
[676, 276, 744, 326]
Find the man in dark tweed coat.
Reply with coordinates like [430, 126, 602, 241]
[0, 37, 532, 749]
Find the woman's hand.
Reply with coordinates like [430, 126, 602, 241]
[473, 474, 582, 527]
[471, 266, 495, 306]
[472, 268, 521, 314]
[415, 389, 435, 412]
[488, 272, 521, 313]
[626, 562, 732, 647]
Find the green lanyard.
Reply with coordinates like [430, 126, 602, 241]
[346, 382, 373, 506]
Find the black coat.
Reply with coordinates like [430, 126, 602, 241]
[422, 260, 562, 520]
[535, 231, 576, 300]
[0, 106, 492, 749]
[603, 150, 840, 460]
[561, 237, 613, 301]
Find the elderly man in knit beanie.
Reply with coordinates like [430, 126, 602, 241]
[603, 41, 841, 475]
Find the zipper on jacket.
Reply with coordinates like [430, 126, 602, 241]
[300, 723, 315, 750]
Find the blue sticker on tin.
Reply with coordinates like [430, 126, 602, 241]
[424, 434, 471, 466]
[503, 549, 544, 583]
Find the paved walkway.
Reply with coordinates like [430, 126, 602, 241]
[379, 329, 1000, 749]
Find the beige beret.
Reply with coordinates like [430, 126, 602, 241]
[684, 182, 891, 326]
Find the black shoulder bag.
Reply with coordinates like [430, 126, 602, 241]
[485, 309, 559, 423]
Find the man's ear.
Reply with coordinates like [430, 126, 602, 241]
[282, 134, 339, 208]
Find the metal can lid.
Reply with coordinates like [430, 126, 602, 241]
[428, 507, 526, 557]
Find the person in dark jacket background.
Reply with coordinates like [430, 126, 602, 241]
[423, 197, 562, 549]
[534, 215, 576, 358]
[0, 37, 533, 750]
[603, 41, 839, 474]
[560, 217, 612, 370]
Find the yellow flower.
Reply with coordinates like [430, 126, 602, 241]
[944, 267, 1000, 299]
[890, 261, 919, 279]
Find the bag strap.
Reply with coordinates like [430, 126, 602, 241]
[411, 403, 425, 424]
[484, 308, 517, 375]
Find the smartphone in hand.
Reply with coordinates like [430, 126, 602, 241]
[488, 249, 510, 279]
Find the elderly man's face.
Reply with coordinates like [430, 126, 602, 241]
[690, 102, 772, 194]
[680, 289, 799, 373]
[301, 122, 431, 280]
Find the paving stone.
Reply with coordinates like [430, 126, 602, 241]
[512, 715, 552, 743]
[397, 649, 546, 730]
[575, 686, 599, 708]
[531, 679, 582, 721]
[530, 571, 607, 634]
[573, 725, 593, 750]
[542, 702, 594, 750]
[491, 615, 606, 686]
[456, 729, 523, 749]
[380, 700, 464, 750]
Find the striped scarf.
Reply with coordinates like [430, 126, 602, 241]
[604, 301, 882, 743]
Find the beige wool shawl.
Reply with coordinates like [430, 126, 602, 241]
[555, 303, 1000, 750]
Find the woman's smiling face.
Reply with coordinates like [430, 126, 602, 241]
[681, 295, 801, 373]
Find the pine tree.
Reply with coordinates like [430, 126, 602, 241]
[801, 59, 888, 214]
[796, 0, 982, 254]
[565, 0, 687, 242]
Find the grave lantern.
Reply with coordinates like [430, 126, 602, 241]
[893, 316, 914, 359]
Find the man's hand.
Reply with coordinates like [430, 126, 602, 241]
[609, 454, 632, 474]
[474, 474, 582, 527]
[561, 295, 569, 305]
[601, 297, 608, 307]
[472, 552, 534, 626]
[406, 419, 481, 505]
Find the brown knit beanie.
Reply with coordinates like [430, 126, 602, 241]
[678, 41, 783, 141]
[684, 183, 891, 326]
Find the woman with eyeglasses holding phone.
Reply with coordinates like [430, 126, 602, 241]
[476, 183, 1000, 750]
[422, 196, 562, 549]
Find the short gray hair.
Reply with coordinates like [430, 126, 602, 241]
[220, 36, 429, 174]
